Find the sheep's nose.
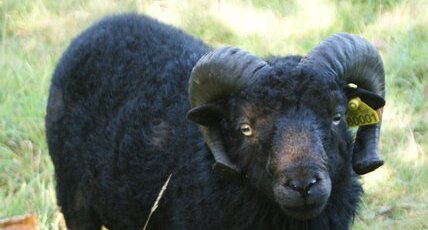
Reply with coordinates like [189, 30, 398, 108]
[284, 177, 319, 196]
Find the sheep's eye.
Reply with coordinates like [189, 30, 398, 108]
[240, 124, 253, 136]
[332, 113, 342, 125]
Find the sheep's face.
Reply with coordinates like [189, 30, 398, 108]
[220, 71, 351, 220]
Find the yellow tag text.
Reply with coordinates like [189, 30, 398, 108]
[346, 97, 380, 127]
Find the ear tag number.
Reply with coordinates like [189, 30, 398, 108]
[346, 97, 380, 127]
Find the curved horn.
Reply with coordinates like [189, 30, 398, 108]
[298, 33, 385, 175]
[188, 47, 272, 177]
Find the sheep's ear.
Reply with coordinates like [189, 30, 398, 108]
[345, 85, 385, 110]
[186, 102, 225, 126]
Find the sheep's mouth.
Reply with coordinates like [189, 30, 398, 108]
[272, 174, 332, 220]
[285, 203, 319, 212]
[280, 203, 326, 220]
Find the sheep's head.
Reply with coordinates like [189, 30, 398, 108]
[187, 33, 385, 220]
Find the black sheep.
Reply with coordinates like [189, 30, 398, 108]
[46, 14, 385, 230]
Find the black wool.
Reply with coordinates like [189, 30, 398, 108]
[46, 14, 362, 230]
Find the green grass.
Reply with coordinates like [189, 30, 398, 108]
[1, 0, 427, 229]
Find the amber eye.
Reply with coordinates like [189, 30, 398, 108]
[240, 123, 253, 136]
[332, 113, 342, 125]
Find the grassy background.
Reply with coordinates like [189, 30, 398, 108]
[0, 0, 427, 229]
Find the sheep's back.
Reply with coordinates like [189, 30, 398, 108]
[45, 14, 210, 225]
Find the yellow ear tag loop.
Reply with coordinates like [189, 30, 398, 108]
[346, 97, 380, 127]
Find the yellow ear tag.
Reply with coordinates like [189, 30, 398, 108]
[346, 97, 380, 127]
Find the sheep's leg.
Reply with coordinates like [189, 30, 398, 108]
[65, 219, 101, 230]
[61, 207, 102, 230]
[56, 178, 101, 230]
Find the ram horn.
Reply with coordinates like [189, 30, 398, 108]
[188, 47, 272, 177]
[298, 33, 385, 175]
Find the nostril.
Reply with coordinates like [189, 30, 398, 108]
[284, 177, 319, 196]
[305, 178, 318, 192]
[284, 179, 304, 193]
[309, 178, 318, 186]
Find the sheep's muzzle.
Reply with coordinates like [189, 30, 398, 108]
[269, 116, 332, 220]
